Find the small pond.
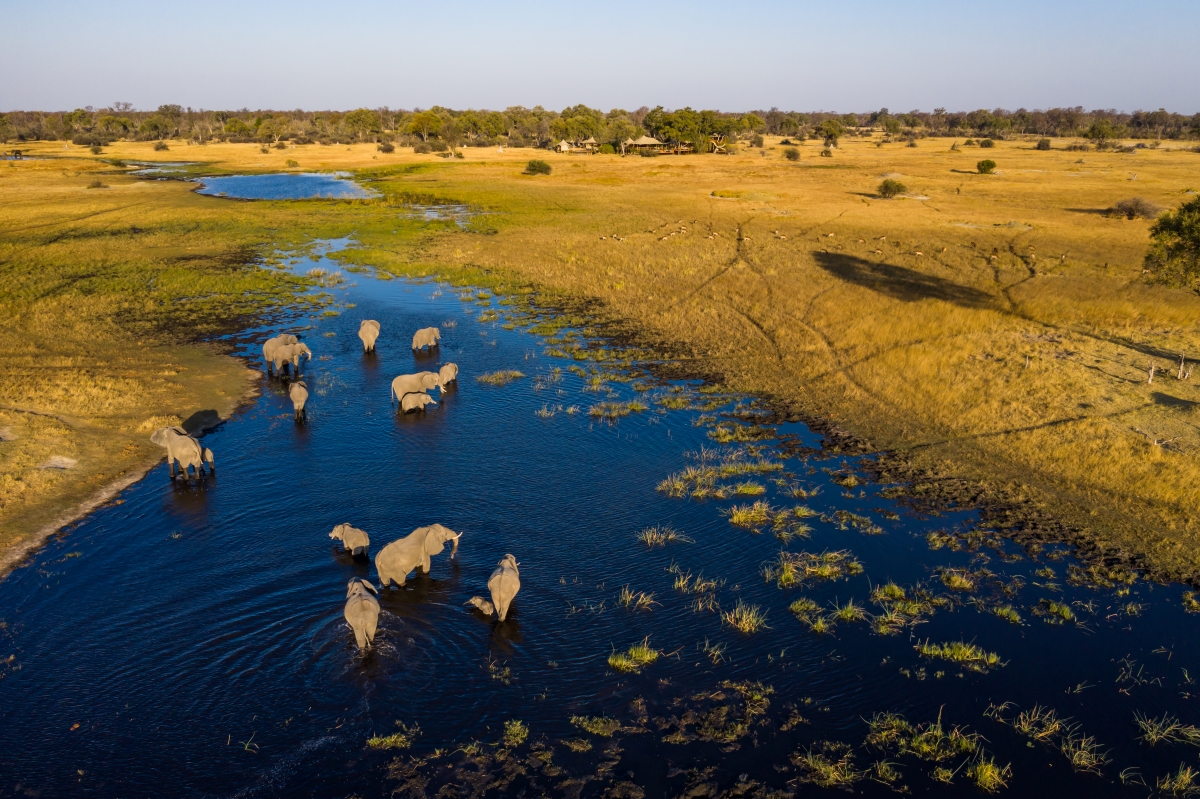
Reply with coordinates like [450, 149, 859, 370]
[195, 172, 376, 200]
[1, 241, 1199, 798]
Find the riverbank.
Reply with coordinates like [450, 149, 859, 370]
[4, 137, 1200, 582]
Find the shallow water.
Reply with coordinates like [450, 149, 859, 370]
[194, 172, 375, 200]
[1, 243, 1198, 798]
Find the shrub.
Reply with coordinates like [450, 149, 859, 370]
[963, 139, 977, 146]
[977, 159, 996, 174]
[1066, 143, 1090, 152]
[273, 141, 287, 150]
[154, 141, 169, 151]
[780, 139, 794, 145]
[783, 147, 800, 161]
[86, 179, 106, 189]
[430, 140, 449, 152]
[377, 142, 394, 153]
[599, 143, 615, 154]
[1108, 197, 1161, 219]
[750, 134, 764, 147]
[1036, 138, 1052, 151]
[285, 159, 299, 168]
[638, 149, 658, 157]
[979, 139, 995, 148]
[413, 142, 432, 154]
[259, 144, 269, 153]
[89, 144, 102, 155]
[878, 179, 907, 198]
[524, 159, 551, 175]
[820, 148, 833, 158]
[1143, 196, 1200, 290]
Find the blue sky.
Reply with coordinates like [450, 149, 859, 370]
[2, 0, 1196, 112]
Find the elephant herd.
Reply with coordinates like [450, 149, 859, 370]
[330, 522, 522, 651]
[146, 316, 521, 653]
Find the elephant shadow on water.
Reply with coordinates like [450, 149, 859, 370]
[361, 349, 381, 373]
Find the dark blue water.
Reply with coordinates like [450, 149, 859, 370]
[1, 243, 1198, 797]
[195, 173, 375, 200]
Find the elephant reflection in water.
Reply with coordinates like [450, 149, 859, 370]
[374, 524, 461, 588]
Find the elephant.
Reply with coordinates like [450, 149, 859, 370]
[465, 596, 495, 615]
[411, 327, 441, 350]
[270, 342, 312, 376]
[438, 363, 459, 387]
[374, 524, 461, 588]
[390, 372, 442, 405]
[149, 426, 214, 479]
[262, 334, 299, 373]
[487, 554, 521, 621]
[289, 380, 309, 421]
[358, 320, 380, 352]
[330, 523, 370, 557]
[400, 392, 437, 413]
[344, 577, 380, 651]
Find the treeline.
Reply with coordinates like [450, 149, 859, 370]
[3, 103, 1198, 148]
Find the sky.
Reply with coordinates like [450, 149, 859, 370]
[2, 0, 1197, 113]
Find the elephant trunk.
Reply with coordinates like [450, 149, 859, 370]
[450, 533, 461, 558]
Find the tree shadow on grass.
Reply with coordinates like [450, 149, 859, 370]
[812, 251, 998, 309]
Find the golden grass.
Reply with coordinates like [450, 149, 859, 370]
[476, 369, 525, 386]
[9, 136, 1200, 577]
[914, 639, 1004, 672]
[607, 637, 660, 672]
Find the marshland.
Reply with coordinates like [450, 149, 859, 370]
[2, 104, 1200, 797]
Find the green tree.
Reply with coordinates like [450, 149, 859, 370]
[1144, 196, 1200, 290]
[819, 119, 844, 147]
[741, 113, 765, 132]
[1085, 119, 1117, 144]
[408, 111, 442, 142]
[224, 118, 253, 136]
[258, 116, 291, 143]
[343, 108, 381, 141]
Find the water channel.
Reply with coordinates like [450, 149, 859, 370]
[2, 202, 1199, 797]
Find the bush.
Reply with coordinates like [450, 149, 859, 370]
[1066, 143, 1090, 152]
[878, 179, 907, 198]
[430, 140, 449, 152]
[259, 144, 269, 153]
[963, 139, 976, 146]
[599, 143, 615, 154]
[1144, 196, 1200, 289]
[638, 149, 658, 157]
[783, 147, 800, 161]
[86, 179, 106, 189]
[89, 144, 102, 155]
[524, 159, 551, 175]
[1109, 197, 1162, 219]
[750, 134, 764, 148]
[377, 142, 395, 153]
[780, 139, 794, 145]
[1036, 138, 1052, 151]
[154, 141, 169, 151]
[413, 142, 431, 154]
[979, 139, 995, 148]
[285, 159, 299, 168]
[274, 142, 287, 150]
[977, 159, 996, 174]
[820, 148, 833, 158]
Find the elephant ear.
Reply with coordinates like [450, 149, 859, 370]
[423, 529, 447, 556]
[361, 579, 377, 594]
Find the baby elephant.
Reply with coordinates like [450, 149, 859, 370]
[438, 362, 459, 387]
[468, 554, 520, 622]
[344, 578, 380, 651]
[358, 320, 380, 353]
[411, 326, 441, 350]
[329, 523, 370, 557]
[289, 380, 309, 421]
[400, 392, 437, 413]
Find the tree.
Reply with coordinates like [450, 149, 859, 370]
[343, 108, 381, 141]
[741, 113, 765, 132]
[408, 111, 442, 142]
[1144, 196, 1200, 291]
[1085, 119, 1117, 145]
[977, 159, 996, 174]
[258, 116, 291, 143]
[818, 119, 844, 147]
[878, 179, 906, 198]
[224, 117, 253, 136]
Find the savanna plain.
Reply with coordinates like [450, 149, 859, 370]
[3, 134, 1199, 580]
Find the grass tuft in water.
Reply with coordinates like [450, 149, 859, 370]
[570, 716, 621, 737]
[616, 585, 658, 611]
[608, 638, 660, 672]
[722, 600, 769, 633]
[865, 711, 979, 762]
[589, 400, 648, 420]
[367, 721, 421, 750]
[476, 370, 525, 386]
[1157, 764, 1200, 796]
[636, 525, 692, 548]
[1184, 592, 1200, 613]
[792, 749, 862, 788]
[992, 604, 1022, 624]
[914, 640, 1003, 672]
[724, 500, 773, 528]
[1035, 599, 1077, 624]
[763, 549, 862, 587]
[1060, 726, 1110, 774]
[967, 755, 1012, 792]
[502, 719, 528, 748]
[1135, 712, 1200, 746]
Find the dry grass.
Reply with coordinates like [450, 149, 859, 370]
[721, 599, 769, 633]
[476, 370, 525, 386]
[12, 136, 1200, 579]
[635, 524, 692, 547]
